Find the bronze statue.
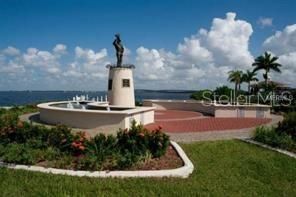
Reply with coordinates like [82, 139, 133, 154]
[113, 34, 124, 67]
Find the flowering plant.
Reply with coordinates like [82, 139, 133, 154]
[71, 131, 88, 155]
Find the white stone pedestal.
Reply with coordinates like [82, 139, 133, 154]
[107, 65, 135, 108]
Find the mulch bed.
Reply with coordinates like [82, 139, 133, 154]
[129, 145, 184, 170]
[35, 145, 184, 171]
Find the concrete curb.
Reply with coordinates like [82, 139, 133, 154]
[239, 138, 296, 159]
[0, 141, 194, 178]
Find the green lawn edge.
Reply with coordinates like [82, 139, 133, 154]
[0, 140, 295, 197]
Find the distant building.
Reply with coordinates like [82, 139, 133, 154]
[250, 80, 291, 94]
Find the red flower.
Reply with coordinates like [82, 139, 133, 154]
[72, 141, 82, 148]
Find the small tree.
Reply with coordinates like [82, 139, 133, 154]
[242, 70, 258, 94]
[252, 52, 282, 85]
[228, 70, 243, 96]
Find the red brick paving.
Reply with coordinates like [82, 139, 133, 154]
[146, 110, 271, 133]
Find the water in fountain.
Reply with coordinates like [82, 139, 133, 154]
[67, 102, 74, 109]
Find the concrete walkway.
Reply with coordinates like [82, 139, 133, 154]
[146, 110, 282, 142]
[168, 114, 282, 142]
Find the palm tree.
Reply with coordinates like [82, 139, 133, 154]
[242, 70, 258, 94]
[252, 52, 282, 85]
[228, 70, 243, 96]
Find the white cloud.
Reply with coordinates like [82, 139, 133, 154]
[263, 24, 296, 55]
[63, 69, 84, 78]
[123, 47, 131, 62]
[257, 17, 273, 28]
[135, 47, 172, 80]
[278, 52, 296, 71]
[202, 12, 254, 69]
[261, 24, 296, 87]
[22, 47, 61, 75]
[0, 48, 24, 74]
[75, 47, 107, 62]
[177, 38, 213, 65]
[2, 46, 20, 56]
[271, 52, 296, 85]
[134, 12, 254, 89]
[46, 67, 61, 74]
[61, 47, 110, 86]
[20, 45, 67, 75]
[23, 48, 55, 66]
[0, 60, 25, 74]
[53, 44, 67, 55]
[1, 12, 295, 90]
[74, 47, 109, 73]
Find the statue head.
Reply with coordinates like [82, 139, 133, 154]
[115, 33, 120, 39]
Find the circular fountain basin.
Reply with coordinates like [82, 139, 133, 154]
[37, 101, 155, 132]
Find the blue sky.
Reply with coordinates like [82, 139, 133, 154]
[0, 0, 296, 90]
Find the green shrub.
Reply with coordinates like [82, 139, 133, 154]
[190, 89, 213, 101]
[254, 126, 295, 152]
[74, 154, 101, 170]
[135, 100, 143, 106]
[0, 144, 5, 157]
[147, 126, 170, 157]
[0, 109, 170, 170]
[117, 121, 170, 158]
[1, 144, 59, 165]
[85, 134, 117, 160]
[117, 121, 149, 157]
[75, 134, 120, 170]
[115, 151, 139, 169]
[214, 86, 233, 98]
[0, 113, 20, 144]
[0, 117, 52, 146]
[0, 108, 7, 116]
[9, 105, 38, 115]
[13, 123, 48, 145]
[47, 125, 74, 152]
[52, 155, 74, 169]
[277, 112, 296, 140]
[2, 143, 35, 165]
[43, 147, 61, 161]
[26, 138, 47, 149]
[0, 112, 19, 132]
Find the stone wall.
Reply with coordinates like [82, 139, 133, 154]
[143, 100, 215, 115]
[143, 100, 271, 118]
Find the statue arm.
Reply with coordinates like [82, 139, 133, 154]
[113, 39, 120, 48]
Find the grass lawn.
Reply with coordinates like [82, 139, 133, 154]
[0, 140, 295, 196]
